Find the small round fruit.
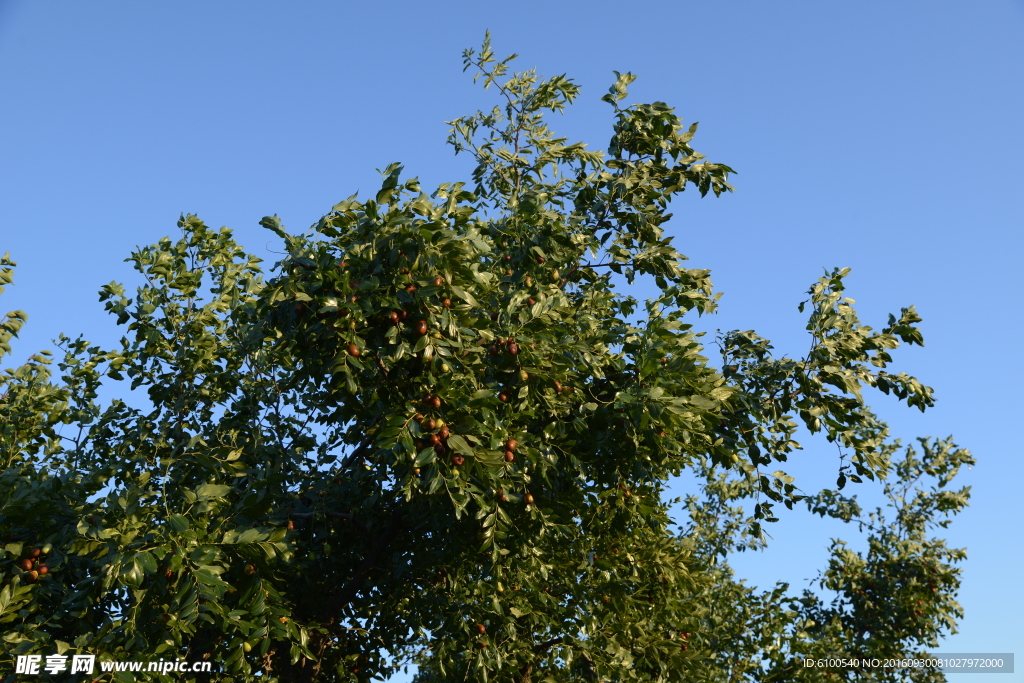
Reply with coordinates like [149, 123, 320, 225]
[164, 569, 172, 579]
[416, 321, 428, 335]
[244, 563, 256, 576]
[478, 642, 487, 648]
[430, 396, 441, 409]
[527, 298, 535, 306]
[389, 311, 400, 323]
[18, 559, 33, 571]
[38, 564, 50, 576]
[518, 370, 529, 382]
[442, 298, 451, 308]
[507, 342, 519, 355]
[439, 425, 450, 439]
[506, 439, 517, 451]
[400, 309, 409, 319]
[452, 455, 465, 466]
[440, 362, 451, 373]
[347, 344, 361, 357]
[505, 269, 513, 276]
[278, 616, 288, 624]
[426, 418, 437, 431]
[503, 451, 514, 463]
[504, 255, 511, 262]
[434, 443, 447, 455]
[433, 276, 443, 287]
[498, 393, 508, 403]
[26, 570, 38, 583]
[525, 494, 534, 505]
[413, 468, 421, 475]
[429, 434, 442, 446]
[553, 381, 563, 393]
[29, 547, 41, 558]
[243, 642, 252, 653]
[477, 623, 486, 634]
[287, 520, 295, 531]
[41, 543, 52, 554]
[406, 284, 417, 292]
[537, 256, 546, 263]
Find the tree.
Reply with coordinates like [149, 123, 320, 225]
[0, 35, 970, 682]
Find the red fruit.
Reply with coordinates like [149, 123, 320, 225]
[406, 284, 417, 292]
[430, 396, 441, 409]
[507, 343, 519, 355]
[478, 642, 487, 648]
[244, 564, 256, 575]
[429, 434, 442, 446]
[442, 298, 451, 308]
[477, 624, 486, 634]
[29, 547, 41, 558]
[452, 455, 465, 466]
[434, 443, 447, 455]
[416, 321, 428, 335]
[287, 520, 295, 531]
[506, 439, 517, 451]
[433, 277, 443, 287]
[498, 393, 508, 403]
[504, 451, 515, 463]
[26, 570, 38, 583]
[347, 344, 361, 357]
[164, 569, 172, 579]
[505, 269, 513, 276]
[537, 256, 546, 263]
[400, 309, 409, 319]
[504, 255, 511, 262]
[426, 419, 437, 431]
[389, 311, 400, 323]
[553, 381, 563, 393]
[527, 298, 535, 306]
[19, 559, 34, 571]
[525, 494, 534, 505]
[439, 425, 450, 439]
[413, 468, 421, 475]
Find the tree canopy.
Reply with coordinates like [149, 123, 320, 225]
[0, 35, 971, 682]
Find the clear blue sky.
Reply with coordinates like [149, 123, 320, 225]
[2, 1, 1021, 678]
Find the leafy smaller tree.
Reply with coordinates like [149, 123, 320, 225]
[0, 35, 971, 683]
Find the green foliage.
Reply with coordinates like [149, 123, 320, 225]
[0, 35, 969, 682]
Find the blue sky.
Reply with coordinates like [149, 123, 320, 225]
[2, 1, 1021, 678]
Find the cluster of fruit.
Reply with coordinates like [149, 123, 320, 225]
[16, 545, 50, 583]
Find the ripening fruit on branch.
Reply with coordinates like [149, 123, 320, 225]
[433, 276, 444, 286]
[38, 564, 50, 576]
[498, 392, 509, 403]
[476, 624, 486, 634]
[525, 494, 534, 505]
[504, 451, 514, 463]
[26, 570, 39, 583]
[244, 563, 256, 575]
[506, 439, 517, 452]
[452, 455, 465, 466]
[19, 559, 34, 571]
[347, 344, 361, 357]
[416, 321, 428, 335]
[29, 547, 41, 558]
